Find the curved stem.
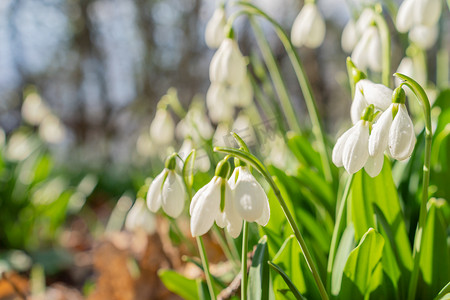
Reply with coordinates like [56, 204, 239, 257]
[214, 146, 329, 300]
[241, 221, 249, 300]
[395, 73, 432, 300]
[236, 1, 332, 182]
[373, 5, 391, 87]
[326, 174, 354, 292]
[197, 237, 216, 300]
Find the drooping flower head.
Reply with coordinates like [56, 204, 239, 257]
[291, 2, 326, 49]
[125, 198, 156, 234]
[147, 153, 186, 218]
[150, 108, 175, 145]
[205, 3, 227, 49]
[190, 159, 242, 238]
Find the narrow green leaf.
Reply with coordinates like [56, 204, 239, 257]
[417, 199, 450, 300]
[268, 261, 305, 300]
[331, 224, 355, 296]
[248, 236, 271, 300]
[158, 269, 199, 300]
[434, 281, 450, 300]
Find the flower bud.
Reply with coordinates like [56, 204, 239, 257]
[291, 3, 326, 48]
[209, 38, 247, 85]
[205, 5, 227, 49]
[150, 109, 175, 145]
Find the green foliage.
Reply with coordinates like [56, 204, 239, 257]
[158, 269, 199, 300]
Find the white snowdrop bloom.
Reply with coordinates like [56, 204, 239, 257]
[369, 88, 416, 161]
[205, 5, 226, 49]
[415, 0, 442, 27]
[125, 198, 156, 234]
[39, 114, 66, 144]
[21, 93, 50, 126]
[228, 166, 270, 226]
[190, 161, 242, 238]
[232, 114, 257, 147]
[291, 3, 326, 49]
[341, 19, 358, 53]
[351, 26, 382, 72]
[147, 156, 186, 218]
[396, 0, 416, 33]
[150, 109, 175, 145]
[409, 25, 438, 50]
[397, 0, 441, 32]
[209, 38, 247, 86]
[342, 120, 370, 174]
[364, 151, 385, 178]
[206, 83, 234, 123]
[389, 104, 416, 160]
[351, 79, 392, 124]
[396, 56, 426, 87]
[213, 123, 233, 147]
[225, 75, 254, 107]
[355, 8, 376, 35]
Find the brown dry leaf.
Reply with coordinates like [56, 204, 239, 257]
[0, 272, 29, 300]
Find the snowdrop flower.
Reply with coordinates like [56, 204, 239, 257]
[351, 79, 392, 124]
[205, 4, 226, 49]
[125, 198, 156, 234]
[225, 75, 254, 108]
[333, 105, 384, 176]
[178, 138, 211, 173]
[355, 8, 376, 35]
[369, 87, 416, 161]
[213, 123, 233, 147]
[291, 3, 326, 48]
[228, 166, 270, 226]
[147, 154, 186, 218]
[150, 108, 175, 145]
[232, 114, 257, 147]
[176, 102, 214, 142]
[341, 19, 358, 53]
[395, 56, 426, 87]
[209, 37, 247, 86]
[409, 25, 438, 50]
[396, 0, 442, 32]
[206, 83, 234, 123]
[190, 160, 242, 238]
[351, 26, 382, 73]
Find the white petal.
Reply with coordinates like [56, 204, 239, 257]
[146, 169, 167, 212]
[352, 27, 377, 71]
[209, 39, 246, 85]
[291, 4, 325, 48]
[369, 104, 393, 156]
[190, 178, 221, 236]
[351, 85, 369, 124]
[389, 105, 416, 160]
[396, 0, 416, 33]
[355, 9, 375, 35]
[397, 133, 416, 161]
[409, 25, 438, 50]
[126, 198, 156, 234]
[342, 121, 370, 174]
[256, 195, 270, 226]
[205, 7, 226, 49]
[364, 151, 385, 178]
[150, 110, 174, 145]
[228, 166, 241, 189]
[224, 182, 242, 238]
[233, 168, 266, 222]
[161, 172, 186, 218]
[332, 128, 353, 167]
[415, 0, 442, 27]
[206, 83, 234, 123]
[359, 79, 393, 111]
[367, 31, 382, 72]
[341, 20, 357, 53]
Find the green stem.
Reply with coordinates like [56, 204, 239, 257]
[241, 221, 249, 300]
[214, 146, 329, 300]
[326, 174, 354, 292]
[212, 225, 240, 271]
[237, 2, 332, 183]
[197, 237, 216, 300]
[373, 5, 391, 87]
[248, 16, 302, 134]
[395, 73, 432, 300]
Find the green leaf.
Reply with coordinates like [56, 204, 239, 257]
[158, 269, 199, 300]
[271, 236, 321, 300]
[339, 228, 384, 299]
[248, 236, 272, 300]
[331, 224, 355, 296]
[268, 261, 305, 300]
[417, 199, 450, 300]
[435, 281, 450, 300]
[286, 133, 322, 171]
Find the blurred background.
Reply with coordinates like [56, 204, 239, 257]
[0, 0, 447, 298]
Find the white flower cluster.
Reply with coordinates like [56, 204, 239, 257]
[205, 6, 253, 124]
[396, 0, 442, 49]
[190, 161, 270, 238]
[333, 80, 416, 177]
[342, 9, 381, 73]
